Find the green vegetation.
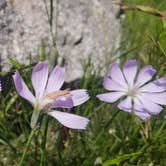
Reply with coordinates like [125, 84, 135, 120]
[0, 0, 166, 165]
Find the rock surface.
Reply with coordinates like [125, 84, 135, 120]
[0, 0, 121, 81]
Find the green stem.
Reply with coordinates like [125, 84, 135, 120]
[31, 109, 40, 129]
[18, 126, 38, 166]
[104, 110, 120, 128]
[40, 116, 49, 166]
[154, 120, 166, 141]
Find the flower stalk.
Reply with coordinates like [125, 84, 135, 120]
[40, 116, 49, 166]
[30, 109, 40, 129]
[19, 126, 38, 166]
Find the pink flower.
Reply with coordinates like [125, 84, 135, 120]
[97, 60, 166, 120]
[13, 61, 90, 129]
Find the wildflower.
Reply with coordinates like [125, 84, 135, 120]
[13, 61, 90, 129]
[97, 60, 166, 120]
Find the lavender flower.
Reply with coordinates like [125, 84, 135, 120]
[13, 61, 90, 129]
[97, 60, 166, 120]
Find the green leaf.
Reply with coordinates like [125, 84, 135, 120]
[5, 94, 18, 113]
[8, 57, 22, 69]
[103, 152, 142, 166]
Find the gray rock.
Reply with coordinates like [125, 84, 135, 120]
[0, 0, 7, 10]
[0, 0, 121, 81]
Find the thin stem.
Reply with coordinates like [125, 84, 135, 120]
[154, 120, 166, 141]
[50, 0, 53, 28]
[18, 126, 38, 166]
[104, 110, 120, 128]
[30, 109, 40, 129]
[40, 116, 49, 166]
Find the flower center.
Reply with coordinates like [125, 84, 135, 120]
[36, 90, 70, 111]
[45, 90, 70, 99]
[127, 85, 139, 97]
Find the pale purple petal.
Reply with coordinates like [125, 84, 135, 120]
[118, 97, 132, 112]
[52, 96, 73, 108]
[123, 60, 138, 85]
[48, 111, 89, 129]
[141, 92, 166, 105]
[133, 98, 151, 120]
[136, 65, 156, 86]
[0, 81, 1, 91]
[134, 97, 143, 110]
[46, 66, 65, 93]
[134, 111, 151, 121]
[97, 92, 125, 103]
[70, 89, 90, 106]
[103, 77, 125, 91]
[140, 82, 166, 92]
[108, 63, 127, 88]
[31, 61, 48, 98]
[137, 95, 163, 115]
[153, 77, 166, 88]
[13, 71, 35, 104]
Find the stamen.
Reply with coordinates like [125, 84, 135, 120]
[45, 90, 70, 99]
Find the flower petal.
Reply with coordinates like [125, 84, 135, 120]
[118, 97, 132, 112]
[31, 61, 48, 98]
[70, 89, 90, 106]
[52, 96, 74, 108]
[134, 111, 151, 121]
[13, 71, 35, 104]
[108, 63, 127, 88]
[46, 66, 65, 93]
[103, 77, 125, 91]
[133, 98, 151, 120]
[97, 92, 125, 103]
[123, 60, 138, 85]
[153, 77, 166, 88]
[141, 92, 166, 105]
[136, 65, 156, 86]
[140, 82, 166, 92]
[137, 95, 163, 115]
[48, 111, 89, 129]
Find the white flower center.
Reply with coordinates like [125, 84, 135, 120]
[35, 90, 70, 111]
[127, 84, 139, 97]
